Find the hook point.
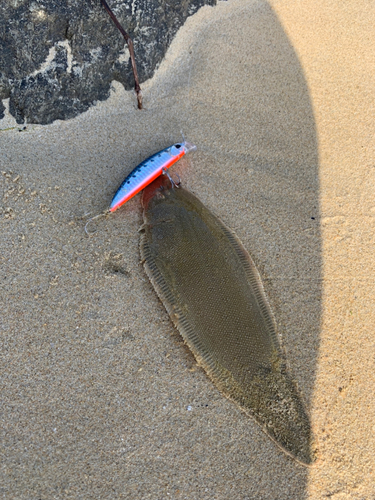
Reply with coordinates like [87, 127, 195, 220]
[84, 210, 110, 236]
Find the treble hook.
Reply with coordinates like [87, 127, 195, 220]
[162, 168, 181, 188]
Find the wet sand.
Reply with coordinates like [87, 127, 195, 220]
[1, 0, 374, 498]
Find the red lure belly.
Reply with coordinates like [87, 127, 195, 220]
[109, 141, 196, 212]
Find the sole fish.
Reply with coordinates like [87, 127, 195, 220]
[140, 176, 316, 465]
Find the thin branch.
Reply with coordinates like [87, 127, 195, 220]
[100, 0, 143, 109]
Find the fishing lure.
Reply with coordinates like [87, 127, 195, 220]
[110, 141, 196, 212]
[140, 176, 316, 465]
[85, 141, 196, 234]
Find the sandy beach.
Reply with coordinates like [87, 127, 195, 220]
[1, 0, 374, 498]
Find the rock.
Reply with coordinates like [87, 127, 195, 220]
[0, 0, 216, 124]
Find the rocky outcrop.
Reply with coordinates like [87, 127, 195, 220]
[0, 0, 216, 124]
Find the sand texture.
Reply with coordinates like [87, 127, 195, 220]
[1, 1, 374, 498]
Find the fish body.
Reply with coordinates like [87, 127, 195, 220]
[109, 142, 196, 212]
[140, 176, 315, 465]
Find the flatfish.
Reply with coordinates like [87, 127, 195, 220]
[140, 176, 315, 465]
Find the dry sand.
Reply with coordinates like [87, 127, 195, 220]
[1, 0, 374, 498]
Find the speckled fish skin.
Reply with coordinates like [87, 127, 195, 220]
[140, 176, 315, 465]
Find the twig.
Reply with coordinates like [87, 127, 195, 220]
[100, 0, 143, 109]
